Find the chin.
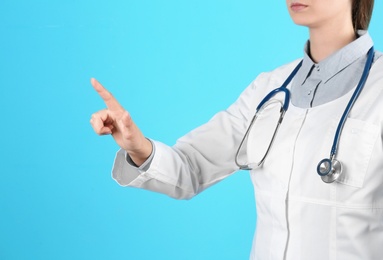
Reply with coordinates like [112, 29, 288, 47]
[289, 15, 311, 27]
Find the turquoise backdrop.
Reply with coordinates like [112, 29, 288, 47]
[1, 1, 382, 259]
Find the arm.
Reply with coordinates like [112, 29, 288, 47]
[110, 80, 258, 199]
[90, 61, 301, 199]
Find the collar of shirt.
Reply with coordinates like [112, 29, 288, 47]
[294, 30, 373, 86]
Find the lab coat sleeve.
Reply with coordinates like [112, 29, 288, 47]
[111, 76, 262, 199]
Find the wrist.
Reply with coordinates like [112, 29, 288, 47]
[128, 138, 153, 166]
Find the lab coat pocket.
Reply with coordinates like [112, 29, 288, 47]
[335, 118, 379, 188]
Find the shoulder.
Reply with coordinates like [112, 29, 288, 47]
[373, 50, 383, 62]
[270, 59, 302, 76]
[372, 52, 383, 71]
[369, 53, 383, 82]
[253, 59, 302, 87]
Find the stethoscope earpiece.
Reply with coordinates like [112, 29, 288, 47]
[317, 158, 343, 183]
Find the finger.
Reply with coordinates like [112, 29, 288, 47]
[116, 111, 134, 138]
[90, 118, 112, 135]
[95, 126, 113, 135]
[90, 111, 113, 135]
[90, 78, 124, 111]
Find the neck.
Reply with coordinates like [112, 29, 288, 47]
[309, 25, 356, 63]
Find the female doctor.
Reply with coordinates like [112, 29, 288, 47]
[90, 0, 383, 259]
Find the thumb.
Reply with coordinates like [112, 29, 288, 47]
[121, 111, 133, 129]
[116, 111, 142, 148]
[116, 111, 135, 137]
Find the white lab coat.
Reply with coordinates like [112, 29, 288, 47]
[112, 57, 383, 260]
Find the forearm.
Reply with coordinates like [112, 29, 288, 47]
[112, 109, 248, 199]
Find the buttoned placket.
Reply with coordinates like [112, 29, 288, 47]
[303, 64, 323, 107]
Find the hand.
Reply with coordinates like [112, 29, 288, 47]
[90, 78, 152, 166]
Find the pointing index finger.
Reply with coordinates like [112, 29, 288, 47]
[91, 78, 123, 111]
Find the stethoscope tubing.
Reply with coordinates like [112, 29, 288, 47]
[316, 46, 374, 182]
[235, 61, 302, 170]
[256, 61, 302, 112]
[329, 47, 375, 158]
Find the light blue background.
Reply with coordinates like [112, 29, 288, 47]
[1, 1, 382, 259]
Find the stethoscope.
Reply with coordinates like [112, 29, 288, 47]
[235, 47, 375, 183]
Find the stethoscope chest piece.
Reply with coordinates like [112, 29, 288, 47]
[317, 158, 343, 183]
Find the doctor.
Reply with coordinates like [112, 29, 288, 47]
[90, 0, 383, 259]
